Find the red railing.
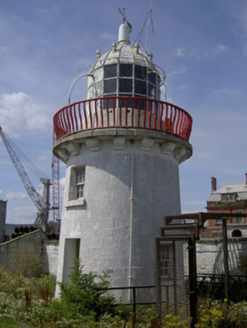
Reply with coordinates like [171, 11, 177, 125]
[53, 97, 192, 142]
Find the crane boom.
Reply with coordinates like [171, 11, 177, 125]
[0, 126, 50, 231]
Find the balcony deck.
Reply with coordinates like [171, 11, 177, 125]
[53, 96, 192, 142]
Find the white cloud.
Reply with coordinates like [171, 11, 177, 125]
[213, 87, 241, 96]
[5, 191, 28, 201]
[177, 84, 188, 91]
[101, 32, 115, 41]
[174, 48, 185, 57]
[169, 66, 190, 77]
[216, 43, 230, 54]
[0, 92, 50, 135]
[6, 205, 37, 224]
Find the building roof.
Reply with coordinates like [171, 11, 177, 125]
[208, 183, 247, 202]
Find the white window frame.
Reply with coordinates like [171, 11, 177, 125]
[76, 168, 85, 199]
[65, 166, 85, 208]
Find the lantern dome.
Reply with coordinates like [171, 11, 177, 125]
[87, 22, 162, 101]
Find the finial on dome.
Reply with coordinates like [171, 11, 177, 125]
[134, 43, 140, 54]
[96, 49, 101, 60]
[111, 42, 117, 52]
[148, 51, 153, 61]
[118, 7, 132, 44]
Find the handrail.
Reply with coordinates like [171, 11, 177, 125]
[53, 96, 192, 142]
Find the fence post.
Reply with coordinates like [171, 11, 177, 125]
[222, 218, 229, 304]
[188, 236, 197, 328]
[132, 287, 136, 327]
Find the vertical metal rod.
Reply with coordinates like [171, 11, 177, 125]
[222, 219, 229, 304]
[172, 241, 177, 315]
[133, 287, 136, 327]
[188, 237, 197, 328]
[156, 238, 162, 320]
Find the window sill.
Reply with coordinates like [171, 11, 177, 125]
[65, 198, 85, 208]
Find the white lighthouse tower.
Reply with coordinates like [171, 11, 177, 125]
[54, 19, 192, 296]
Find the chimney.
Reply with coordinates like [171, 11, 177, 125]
[245, 173, 247, 185]
[211, 177, 217, 193]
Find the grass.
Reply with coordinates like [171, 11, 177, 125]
[0, 315, 28, 328]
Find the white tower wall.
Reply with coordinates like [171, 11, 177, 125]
[55, 131, 190, 295]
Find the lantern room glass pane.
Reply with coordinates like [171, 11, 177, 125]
[148, 84, 156, 98]
[104, 79, 117, 94]
[119, 79, 132, 93]
[135, 65, 147, 79]
[120, 64, 132, 77]
[104, 64, 117, 78]
[148, 72, 156, 84]
[135, 80, 147, 95]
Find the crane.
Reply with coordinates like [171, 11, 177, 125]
[0, 126, 51, 232]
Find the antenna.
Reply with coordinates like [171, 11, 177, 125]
[134, 0, 154, 53]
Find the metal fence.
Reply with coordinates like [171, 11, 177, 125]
[157, 212, 247, 328]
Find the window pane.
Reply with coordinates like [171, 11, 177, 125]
[148, 84, 156, 98]
[104, 79, 116, 94]
[119, 78, 132, 93]
[76, 169, 85, 184]
[135, 80, 147, 95]
[104, 64, 117, 78]
[77, 184, 84, 198]
[120, 64, 132, 77]
[135, 65, 147, 79]
[148, 72, 156, 84]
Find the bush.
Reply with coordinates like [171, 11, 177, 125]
[59, 259, 118, 321]
[11, 241, 47, 277]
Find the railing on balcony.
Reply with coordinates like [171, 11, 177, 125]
[53, 96, 192, 142]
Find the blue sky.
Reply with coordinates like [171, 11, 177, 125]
[0, 0, 247, 224]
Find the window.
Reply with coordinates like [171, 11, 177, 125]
[160, 244, 171, 278]
[235, 211, 244, 223]
[135, 65, 147, 79]
[222, 193, 236, 202]
[119, 79, 132, 93]
[213, 232, 221, 238]
[104, 79, 117, 94]
[76, 168, 85, 199]
[119, 64, 132, 77]
[65, 166, 86, 207]
[104, 64, 117, 78]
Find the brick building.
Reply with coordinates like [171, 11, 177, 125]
[200, 176, 247, 238]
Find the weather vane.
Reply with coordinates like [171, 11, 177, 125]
[118, 7, 132, 32]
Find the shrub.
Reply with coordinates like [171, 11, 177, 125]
[11, 241, 47, 277]
[59, 259, 118, 321]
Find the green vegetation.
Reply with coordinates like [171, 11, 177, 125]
[0, 263, 247, 327]
[0, 315, 24, 328]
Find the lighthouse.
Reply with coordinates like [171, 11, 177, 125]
[53, 19, 192, 296]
